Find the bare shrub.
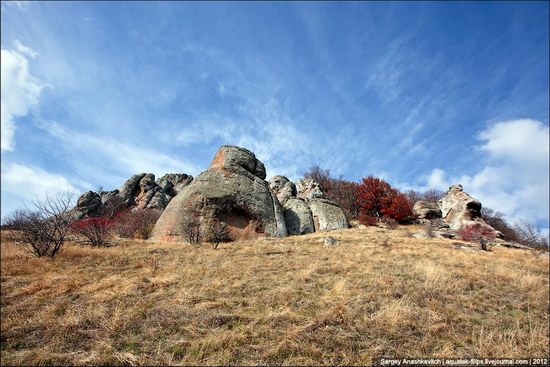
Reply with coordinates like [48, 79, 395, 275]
[303, 164, 360, 220]
[513, 220, 549, 250]
[381, 217, 398, 230]
[180, 210, 202, 245]
[458, 223, 496, 250]
[481, 207, 520, 242]
[1, 209, 30, 230]
[380, 235, 391, 249]
[3, 191, 76, 257]
[424, 223, 435, 238]
[71, 217, 113, 247]
[204, 221, 232, 249]
[421, 189, 444, 203]
[114, 209, 162, 239]
[101, 195, 126, 220]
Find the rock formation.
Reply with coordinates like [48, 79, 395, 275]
[413, 201, 442, 219]
[268, 176, 348, 235]
[74, 173, 193, 219]
[151, 146, 287, 240]
[437, 184, 503, 238]
[296, 178, 349, 232]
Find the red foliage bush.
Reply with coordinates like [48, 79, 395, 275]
[356, 176, 396, 218]
[71, 217, 113, 247]
[303, 165, 360, 219]
[358, 213, 378, 226]
[381, 193, 415, 223]
[356, 176, 414, 223]
[458, 223, 496, 242]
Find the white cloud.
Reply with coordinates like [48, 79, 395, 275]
[38, 121, 200, 182]
[1, 163, 78, 205]
[1, 43, 43, 151]
[409, 119, 549, 227]
[172, 108, 317, 181]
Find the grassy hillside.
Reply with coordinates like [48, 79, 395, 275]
[1, 226, 548, 365]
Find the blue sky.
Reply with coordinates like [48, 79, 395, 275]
[1, 1, 549, 231]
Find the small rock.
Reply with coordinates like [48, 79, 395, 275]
[324, 236, 338, 246]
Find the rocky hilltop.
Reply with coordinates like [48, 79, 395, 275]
[73, 145, 504, 242]
[414, 184, 503, 239]
[74, 173, 193, 219]
[151, 146, 348, 241]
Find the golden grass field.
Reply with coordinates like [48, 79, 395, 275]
[1, 225, 548, 366]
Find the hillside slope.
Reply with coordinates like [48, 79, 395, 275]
[1, 226, 548, 365]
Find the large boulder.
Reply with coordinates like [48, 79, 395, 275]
[438, 184, 503, 238]
[296, 178, 326, 200]
[156, 173, 193, 198]
[268, 175, 297, 205]
[413, 201, 442, 219]
[308, 198, 348, 231]
[151, 146, 287, 240]
[283, 197, 315, 235]
[267, 176, 348, 234]
[75, 191, 102, 218]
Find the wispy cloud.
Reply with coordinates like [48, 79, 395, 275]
[37, 121, 201, 185]
[0, 162, 86, 216]
[398, 119, 549, 227]
[1, 42, 44, 152]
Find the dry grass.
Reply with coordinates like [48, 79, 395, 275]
[1, 226, 548, 365]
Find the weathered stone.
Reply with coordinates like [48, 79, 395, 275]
[283, 197, 314, 235]
[308, 198, 348, 231]
[413, 201, 442, 219]
[152, 146, 286, 240]
[324, 236, 338, 246]
[296, 178, 326, 200]
[75, 191, 102, 217]
[268, 176, 296, 205]
[156, 173, 193, 198]
[117, 173, 147, 206]
[438, 184, 503, 238]
[209, 145, 266, 179]
[73, 172, 191, 218]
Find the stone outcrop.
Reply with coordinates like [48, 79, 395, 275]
[413, 201, 442, 219]
[74, 172, 193, 219]
[283, 197, 315, 235]
[268, 176, 348, 235]
[438, 184, 503, 238]
[308, 198, 349, 231]
[268, 175, 296, 205]
[151, 146, 287, 240]
[75, 191, 103, 217]
[296, 178, 326, 200]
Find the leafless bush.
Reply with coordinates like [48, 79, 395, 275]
[422, 189, 444, 203]
[481, 207, 521, 242]
[3, 191, 76, 257]
[114, 209, 162, 239]
[458, 224, 496, 248]
[71, 217, 113, 247]
[204, 221, 232, 249]
[1, 209, 30, 231]
[180, 210, 202, 245]
[101, 195, 126, 220]
[513, 220, 549, 250]
[424, 223, 435, 238]
[380, 235, 391, 249]
[381, 217, 398, 230]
